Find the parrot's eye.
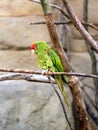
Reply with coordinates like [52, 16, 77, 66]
[30, 43, 37, 50]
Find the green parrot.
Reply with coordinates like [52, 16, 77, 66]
[30, 41, 69, 106]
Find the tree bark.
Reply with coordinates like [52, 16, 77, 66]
[62, 0, 98, 53]
[40, 0, 91, 130]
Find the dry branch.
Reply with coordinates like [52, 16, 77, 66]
[40, 0, 91, 130]
[85, 100, 98, 125]
[29, 0, 70, 19]
[62, 0, 98, 53]
[0, 68, 98, 78]
[48, 76, 73, 130]
[82, 87, 98, 111]
[30, 21, 98, 31]
[83, 0, 98, 110]
[0, 73, 55, 83]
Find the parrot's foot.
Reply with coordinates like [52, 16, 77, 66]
[42, 70, 49, 75]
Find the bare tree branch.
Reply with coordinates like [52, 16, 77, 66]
[0, 68, 98, 79]
[62, 0, 98, 53]
[30, 21, 98, 31]
[84, 99, 98, 125]
[30, 0, 98, 52]
[83, 0, 98, 110]
[29, 0, 70, 19]
[82, 21, 98, 31]
[0, 73, 55, 83]
[30, 21, 72, 25]
[48, 76, 73, 130]
[82, 86, 98, 111]
[40, 0, 91, 129]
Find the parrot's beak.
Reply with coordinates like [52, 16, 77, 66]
[31, 49, 35, 54]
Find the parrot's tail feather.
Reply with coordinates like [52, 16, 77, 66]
[55, 76, 69, 107]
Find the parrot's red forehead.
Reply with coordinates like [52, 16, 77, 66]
[30, 43, 37, 50]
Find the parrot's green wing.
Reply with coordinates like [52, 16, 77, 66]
[47, 48, 67, 83]
[46, 48, 69, 106]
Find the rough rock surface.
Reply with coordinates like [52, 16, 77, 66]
[0, 50, 98, 130]
[0, 16, 51, 50]
[0, 0, 42, 16]
[0, 0, 98, 52]
[0, 50, 72, 130]
[0, 80, 68, 130]
[0, 0, 98, 130]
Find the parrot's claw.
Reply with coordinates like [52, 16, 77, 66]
[42, 70, 49, 75]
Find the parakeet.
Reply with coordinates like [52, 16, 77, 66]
[30, 41, 69, 106]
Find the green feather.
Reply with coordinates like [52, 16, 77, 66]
[33, 41, 69, 106]
[47, 48, 67, 83]
[34, 41, 54, 70]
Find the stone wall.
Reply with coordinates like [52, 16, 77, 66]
[0, 1, 98, 130]
[0, 0, 98, 52]
[0, 1, 73, 130]
[0, 0, 42, 16]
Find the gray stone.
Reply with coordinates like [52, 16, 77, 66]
[0, 0, 56, 17]
[0, 0, 98, 52]
[0, 50, 98, 130]
[0, 50, 72, 130]
[0, 80, 50, 130]
[71, 39, 87, 52]
[0, 0, 42, 16]
[0, 80, 71, 130]
[0, 16, 51, 50]
[0, 0, 98, 129]
[0, 50, 39, 69]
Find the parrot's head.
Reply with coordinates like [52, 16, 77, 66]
[30, 43, 37, 54]
[30, 43, 37, 50]
[30, 41, 50, 54]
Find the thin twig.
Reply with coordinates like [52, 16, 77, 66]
[30, 21, 98, 31]
[0, 68, 98, 78]
[62, 0, 98, 53]
[30, 21, 72, 25]
[82, 87, 98, 112]
[30, 0, 98, 31]
[29, 0, 70, 19]
[82, 21, 98, 31]
[82, 84, 94, 91]
[48, 76, 73, 130]
[84, 99, 98, 125]
[83, 0, 98, 110]
[0, 73, 55, 83]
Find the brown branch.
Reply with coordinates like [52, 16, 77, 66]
[40, 0, 91, 129]
[30, 0, 98, 31]
[30, 21, 72, 25]
[83, 0, 98, 110]
[30, 21, 98, 31]
[48, 76, 73, 130]
[29, 0, 70, 19]
[62, 0, 98, 53]
[0, 68, 98, 78]
[82, 21, 98, 31]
